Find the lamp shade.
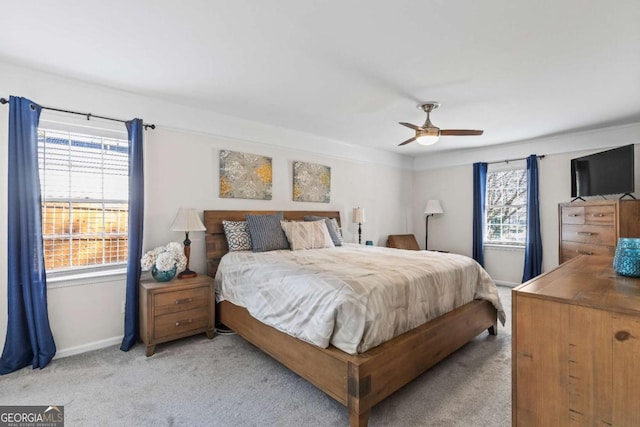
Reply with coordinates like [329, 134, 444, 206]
[424, 200, 444, 215]
[352, 207, 366, 224]
[170, 208, 206, 232]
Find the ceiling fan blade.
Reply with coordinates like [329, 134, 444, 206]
[398, 137, 417, 146]
[440, 129, 484, 136]
[399, 122, 422, 131]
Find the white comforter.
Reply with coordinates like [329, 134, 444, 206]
[215, 244, 505, 354]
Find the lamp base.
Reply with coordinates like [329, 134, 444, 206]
[178, 269, 197, 279]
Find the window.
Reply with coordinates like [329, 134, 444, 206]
[38, 126, 129, 272]
[485, 166, 527, 245]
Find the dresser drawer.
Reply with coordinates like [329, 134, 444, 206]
[561, 224, 615, 246]
[154, 307, 210, 340]
[561, 205, 616, 225]
[561, 206, 585, 224]
[154, 286, 209, 316]
[561, 241, 615, 262]
[584, 205, 615, 225]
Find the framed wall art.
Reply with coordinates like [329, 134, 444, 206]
[219, 150, 272, 200]
[292, 161, 331, 203]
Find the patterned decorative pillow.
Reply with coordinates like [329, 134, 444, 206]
[222, 220, 252, 251]
[304, 215, 343, 246]
[280, 220, 335, 251]
[246, 212, 290, 252]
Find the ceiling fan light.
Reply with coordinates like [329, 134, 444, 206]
[416, 135, 439, 145]
[416, 127, 440, 145]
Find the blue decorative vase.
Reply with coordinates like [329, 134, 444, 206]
[151, 265, 177, 282]
[613, 238, 640, 278]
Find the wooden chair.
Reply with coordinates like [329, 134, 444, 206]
[387, 234, 420, 250]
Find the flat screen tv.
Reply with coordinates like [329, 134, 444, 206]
[571, 144, 635, 198]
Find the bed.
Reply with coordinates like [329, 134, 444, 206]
[205, 210, 502, 427]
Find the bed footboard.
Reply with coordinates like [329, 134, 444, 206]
[218, 298, 497, 427]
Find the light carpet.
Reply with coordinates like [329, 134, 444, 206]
[0, 286, 512, 426]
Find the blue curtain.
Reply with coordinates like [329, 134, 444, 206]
[120, 119, 144, 351]
[0, 96, 56, 374]
[522, 155, 542, 282]
[472, 162, 488, 266]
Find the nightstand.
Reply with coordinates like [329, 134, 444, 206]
[139, 275, 215, 356]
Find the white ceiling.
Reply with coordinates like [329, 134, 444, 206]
[2, 1, 640, 157]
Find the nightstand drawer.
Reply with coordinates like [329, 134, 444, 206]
[154, 286, 209, 316]
[154, 307, 210, 340]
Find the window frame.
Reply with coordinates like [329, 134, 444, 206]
[37, 113, 130, 279]
[484, 161, 528, 247]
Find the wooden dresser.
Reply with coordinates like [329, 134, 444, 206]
[558, 199, 640, 264]
[513, 255, 640, 426]
[140, 275, 215, 356]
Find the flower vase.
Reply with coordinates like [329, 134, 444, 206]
[151, 265, 177, 282]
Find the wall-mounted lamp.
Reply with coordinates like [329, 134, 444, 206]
[170, 208, 206, 279]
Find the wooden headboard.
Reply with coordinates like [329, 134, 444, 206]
[204, 210, 341, 277]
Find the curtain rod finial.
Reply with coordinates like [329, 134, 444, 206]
[0, 97, 8, 105]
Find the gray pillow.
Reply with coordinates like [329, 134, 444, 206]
[304, 215, 343, 246]
[246, 212, 290, 252]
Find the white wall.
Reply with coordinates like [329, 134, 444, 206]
[144, 127, 414, 271]
[0, 62, 413, 357]
[413, 127, 640, 286]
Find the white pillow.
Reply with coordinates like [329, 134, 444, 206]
[280, 220, 335, 251]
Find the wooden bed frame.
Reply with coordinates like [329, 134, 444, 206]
[204, 210, 498, 427]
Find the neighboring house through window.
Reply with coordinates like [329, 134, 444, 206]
[485, 162, 527, 246]
[38, 119, 129, 274]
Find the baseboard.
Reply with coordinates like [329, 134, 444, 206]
[53, 335, 123, 360]
[494, 280, 520, 288]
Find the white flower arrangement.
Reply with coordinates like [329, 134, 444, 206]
[140, 242, 187, 272]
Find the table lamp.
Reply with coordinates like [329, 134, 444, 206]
[170, 208, 206, 279]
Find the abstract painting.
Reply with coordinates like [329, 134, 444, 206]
[292, 161, 331, 203]
[219, 150, 272, 200]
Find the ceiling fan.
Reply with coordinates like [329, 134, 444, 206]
[398, 102, 483, 146]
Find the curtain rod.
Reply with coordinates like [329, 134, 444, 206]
[0, 97, 155, 130]
[487, 154, 545, 165]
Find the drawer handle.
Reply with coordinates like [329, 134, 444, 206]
[576, 250, 594, 255]
[592, 213, 605, 217]
[175, 298, 193, 305]
[576, 231, 595, 236]
[175, 319, 193, 327]
[567, 213, 580, 217]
